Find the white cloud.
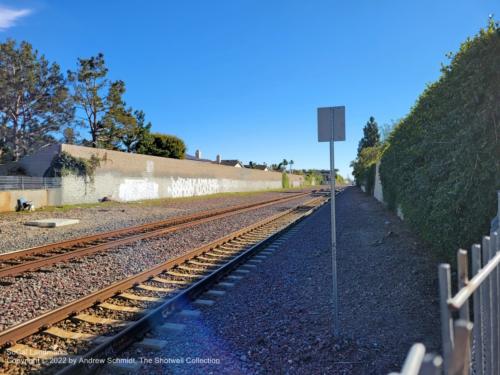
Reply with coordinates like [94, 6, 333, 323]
[0, 6, 31, 30]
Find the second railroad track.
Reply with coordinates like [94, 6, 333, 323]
[0, 191, 313, 279]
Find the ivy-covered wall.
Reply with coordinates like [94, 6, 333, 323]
[379, 21, 500, 259]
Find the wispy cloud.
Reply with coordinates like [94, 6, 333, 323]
[0, 6, 31, 30]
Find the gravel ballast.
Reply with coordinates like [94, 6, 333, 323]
[0, 194, 314, 331]
[117, 187, 440, 374]
[0, 191, 307, 254]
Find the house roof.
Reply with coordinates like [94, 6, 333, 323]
[219, 159, 243, 167]
[185, 154, 213, 163]
[244, 164, 269, 170]
[254, 164, 268, 170]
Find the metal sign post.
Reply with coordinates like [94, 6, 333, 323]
[317, 106, 345, 337]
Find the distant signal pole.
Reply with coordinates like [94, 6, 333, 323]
[317, 106, 346, 337]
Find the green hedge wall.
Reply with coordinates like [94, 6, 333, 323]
[351, 146, 381, 194]
[379, 21, 500, 259]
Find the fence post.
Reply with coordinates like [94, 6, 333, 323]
[489, 231, 499, 375]
[457, 249, 470, 321]
[471, 244, 484, 375]
[21, 176, 24, 190]
[439, 263, 454, 373]
[481, 236, 493, 375]
[450, 320, 473, 375]
[492, 229, 500, 375]
[497, 191, 500, 222]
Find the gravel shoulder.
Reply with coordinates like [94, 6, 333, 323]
[123, 186, 440, 374]
[0, 190, 308, 254]
[0, 194, 314, 331]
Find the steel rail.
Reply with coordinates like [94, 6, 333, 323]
[0, 197, 325, 349]
[56, 197, 326, 375]
[0, 191, 309, 261]
[0, 192, 309, 278]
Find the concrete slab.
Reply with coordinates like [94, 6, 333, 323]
[206, 290, 226, 297]
[75, 313, 129, 326]
[157, 322, 186, 333]
[226, 275, 243, 280]
[241, 264, 257, 269]
[99, 302, 144, 313]
[137, 338, 167, 351]
[218, 282, 236, 288]
[234, 269, 250, 274]
[44, 326, 105, 342]
[25, 218, 80, 228]
[179, 309, 201, 318]
[107, 361, 141, 374]
[119, 292, 163, 302]
[194, 299, 215, 306]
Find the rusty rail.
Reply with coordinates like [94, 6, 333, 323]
[0, 192, 310, 278]
[0, 196, 325, 349]
[57, 197, 327, 375]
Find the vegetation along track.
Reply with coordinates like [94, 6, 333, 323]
[0, 192, 312, 279]
[0, 193, 331, 374]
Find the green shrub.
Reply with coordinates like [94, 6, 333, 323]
[351, 146, 381, 194]
[44, 151, 102, 183]
[336, 173, 346, 185]
[282, 172, 290, 188]
[303, 170, 324, 186]
[379, 20, 500, 258]
[137, 133, 186, 159]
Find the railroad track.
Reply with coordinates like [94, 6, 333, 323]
[0, 192, 312, 279]
[0, 194, 330, 375]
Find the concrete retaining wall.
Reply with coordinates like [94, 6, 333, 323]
[364, 161, 404, 220]
[1, 144, 305, 207]
[373, 163, 384, 204]
[0, 189, 63, 212]
[61, 175, 285, 204]
[58, 145, 303, 204]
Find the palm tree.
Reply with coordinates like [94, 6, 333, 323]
[289, 160, 294, 173]
[281, 159, 288, 172]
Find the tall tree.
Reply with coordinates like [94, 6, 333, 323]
[0, 40, 73, 161]
[120, 110, 152, 152]
[281, 159, 289, 171]
[61, 127, 77, 144]
[136, 133, 186, 159]
[68, 53, 134, 149]
[357, 116, 380, 155]
[100, 81, 141, 150]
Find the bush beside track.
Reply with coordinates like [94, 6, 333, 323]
[379, 20, 500, 258]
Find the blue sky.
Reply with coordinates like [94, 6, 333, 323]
[1, 0, 498, 177]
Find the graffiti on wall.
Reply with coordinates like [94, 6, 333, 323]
[119, 179, 159, 201]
